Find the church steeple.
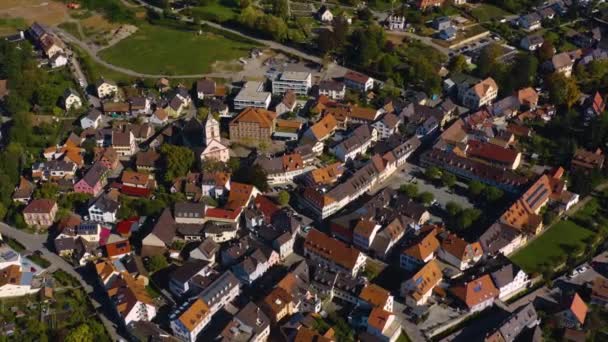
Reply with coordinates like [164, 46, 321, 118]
[204, 115, 220, 146]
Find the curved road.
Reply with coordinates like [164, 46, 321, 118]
[53, 0, 351, 80]
[0, 222, 124, 341]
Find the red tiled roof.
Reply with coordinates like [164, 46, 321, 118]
[121, 185, 152, 198]
[467, 140, 520, 165]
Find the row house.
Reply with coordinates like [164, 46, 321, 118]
[32, 160, 77, 182]
[170, 271, 241, 341]
[330, 125, 378, 162]
[490, 263, 529, 301]
[255, 153, 306, 185]
[401, 260, 443, 307]
[304, 229, 367, 277]
[436, 232, 483, 271]
[219, 302, 270, 342]
[74, 162, 108, 196]
[400, 227, 440, 271]
[232, 247, 279, 285]
[302, 137, 421, 219]
[94, 259, 157, 326]
[485, 303, 539, 342]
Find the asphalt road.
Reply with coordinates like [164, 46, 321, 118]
[0, 222, 125, 341]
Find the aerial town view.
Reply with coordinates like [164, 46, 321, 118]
[2, 0, 608, 341]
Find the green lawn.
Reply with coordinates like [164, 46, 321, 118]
[0, 17, 27, 35]
[99, 23, 256, 75]
[470, 4, 512, 22]
[510, 220, 594, 274]
[190, 0, 240, 23]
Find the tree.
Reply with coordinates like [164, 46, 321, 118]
[277, 190, 290, 206]
[65, 324, 94, 342]
[418, 192, 435, 206]
[348, 24, 385, 67]
[228, 157, 240, 173]
[160, 144, 194, 182]
[482, 186, 504, 203]
[233, 164, 269, 192]
[271, 0, 289, 19]
[197, 107, 209, 121]
[468, 180, 486, 197]
[456, 208, 482, 230]
[538, 41, 555, 61]
[476, 43, 502, 77]
[512, 53, 538, 89]
[546, 72, 580, 108]
[146, 255, 169, 273]
[441, 172, 456, 188]
[424, 166, 442, 180]
[33, 183, 59, 200]
[399, 183, 419, 198]
[448, 55, 468, 73]
[446, 201, 462, 217]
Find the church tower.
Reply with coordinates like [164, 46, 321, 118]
[204, 115, 220, 145]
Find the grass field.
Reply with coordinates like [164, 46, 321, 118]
[0, 0, 68, 26]
[0, 17, 27, 35]
[470, 4, 512, 22]
[510, 220, 594, 274]
[99, 23, 256, 75]
[190, 0, 239, 23]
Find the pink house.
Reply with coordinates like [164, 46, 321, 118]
[74, 162, 108, 196]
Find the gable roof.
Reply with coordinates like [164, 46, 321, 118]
[449, 274, 499, 309]
[566, 293, 588, 325]
[472, 78, 498, 98]
[178, 298, 210, 332]
[359, 284, 390, 308]
[403, 229, 440, 261]
[230, 107, 277, 129]
[24, 199, 56, 214]
[309, 114, 337, 141]
[408, 260, 442, 301]
[304, 229, 362, 270]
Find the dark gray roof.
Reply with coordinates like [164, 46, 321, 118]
[319, 80, 344, 92]
[491, 263, 524, 288]
[82, 162, 108, 187]
[233, 302, 270, 336]
[196, 78, 216, 95]
[479, 223, 521, 255]
[150, 208, 176, 244]
[496, 303, 538, 341]
[89, 194, 118, 213]
[171, 259, 209, 283]
[174, 202, 205, 219]
[54, 237, 76, 252]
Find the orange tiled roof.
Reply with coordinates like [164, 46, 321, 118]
[304, 229, 362, 270]
[309, 162, 344, 185]
[440, 233, 483, 262]
[449, 274, 498, 309]
[282, 153, 304, 172]
[367, 307, 392, 332]
[569, 293, 588, 325]
[309, 114, 337, 140]
[121, 170, 151, 187]
[359, 284, 390, 308]
[179, 298, 210, 332]
[408, 260, 442, 301]
[231, 107, 277, 129]
[403, 230, 440, 261]
[225, 182, 255, 210]
[472, 78, 498, 98]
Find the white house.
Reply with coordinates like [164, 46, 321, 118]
[80, 109, 102, 129]
[520, 35, 544, 51]
[88, 194, 119, 224]
[461, 77, 498, 109]
[372, 113, 401, 139]
[450, 274, 499, 312]
[63, 89, 82, 111]
[317, 6, 334, 22]
[490, 263, 529, 300]
[76, 222, 101, 243]
[50, 53, 68, 68]
[437, 233, 483, 271]
[149, 108, 168, 126]
[171, 298, 212, 342]
[353, 220, 382, 251]
[387, 15, 406, 31]
[330, 125, 378, 162]
[318, 80, 346, 100]
[344, 71, 374, 93]
[96, 79, 118, 99]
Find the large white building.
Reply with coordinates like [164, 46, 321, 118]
[234, 81, 272, 110]
[272, 71, 312, 96]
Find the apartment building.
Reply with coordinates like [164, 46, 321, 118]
[272, 71, 312, 96]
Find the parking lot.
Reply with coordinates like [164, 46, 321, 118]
[378, 162, 474, 211]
